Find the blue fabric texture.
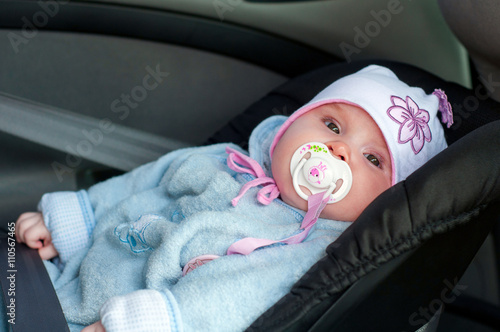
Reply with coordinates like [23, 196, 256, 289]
[39, 115, 351, 331]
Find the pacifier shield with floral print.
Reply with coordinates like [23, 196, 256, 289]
[290, 142, 352, 204]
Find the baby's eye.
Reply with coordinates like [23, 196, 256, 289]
[325, 121, 340, 134]
[364, 153, 380, 167]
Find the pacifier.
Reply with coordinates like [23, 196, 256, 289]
[290, 142, 352, 204]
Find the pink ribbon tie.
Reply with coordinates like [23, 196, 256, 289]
[226, 147, 280, 206]
[227, 192, 329, 255]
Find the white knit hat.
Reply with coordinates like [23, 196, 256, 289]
[270, 65, 453, 185]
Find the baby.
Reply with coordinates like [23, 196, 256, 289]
[15, 65, 452, 332]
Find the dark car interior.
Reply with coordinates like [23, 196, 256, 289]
[0, 0, 499, 331]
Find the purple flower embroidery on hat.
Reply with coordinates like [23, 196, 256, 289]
[387, 96, 432, 154]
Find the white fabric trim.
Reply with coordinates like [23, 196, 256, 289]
[38, 190, 96, 264]
[100, 289, 181, 332]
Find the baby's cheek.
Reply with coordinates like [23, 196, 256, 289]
[320, 198, 363, 222]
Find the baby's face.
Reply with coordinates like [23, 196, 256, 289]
[271, 103, 392, 222]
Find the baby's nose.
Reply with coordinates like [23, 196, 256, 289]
[326, 141, 350, 164]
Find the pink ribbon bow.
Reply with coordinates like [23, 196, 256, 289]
[226, 147, 280, 206]
[225, 146, 330, 256]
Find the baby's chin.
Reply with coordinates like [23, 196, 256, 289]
[279, 191, 307, 214]
[275, 176, 363, 222]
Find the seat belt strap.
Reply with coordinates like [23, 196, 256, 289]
[0, 231, 70, 332]
[0, 92, 191, 171]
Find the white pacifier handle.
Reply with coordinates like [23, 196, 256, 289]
[290, 142, 352, 204]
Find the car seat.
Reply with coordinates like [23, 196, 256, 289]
[0, 59, 499, 332]
[209, 59, 500, 332]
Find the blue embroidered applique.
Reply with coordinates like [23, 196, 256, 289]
[114, 214, 163, 253]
